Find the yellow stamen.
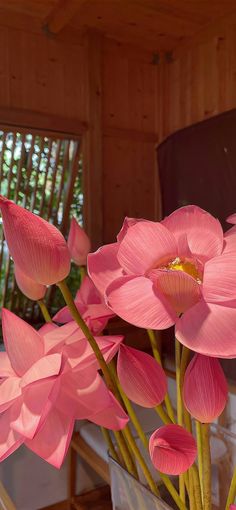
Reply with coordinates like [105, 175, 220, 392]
[167, 257, 201, 282]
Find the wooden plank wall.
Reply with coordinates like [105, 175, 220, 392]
[160, 14, 236, 140]
[0, 16, 161, 246]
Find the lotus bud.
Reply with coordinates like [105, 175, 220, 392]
[15, 264, 46, 300]
[117, 344, 167, 408]
[183, 354, 228, 423]
[227, 213, 236, 224]
[67, 217, 91, 266]
[149, 424, 197, 475]
[0, 197, 70, 285]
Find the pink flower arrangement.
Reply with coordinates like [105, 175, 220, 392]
[1, 198, 236, 509]
[88, 206, 236, 358]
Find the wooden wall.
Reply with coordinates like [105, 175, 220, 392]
[0, 13, 161, 248]
[160, 14, 236, 139]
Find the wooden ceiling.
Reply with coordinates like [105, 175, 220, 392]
[0, 0, 236, 51]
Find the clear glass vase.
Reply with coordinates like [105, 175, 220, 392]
[108, 422, 236, 510]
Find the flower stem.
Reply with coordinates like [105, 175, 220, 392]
[57, 279, 159, 490]
[191, 465, 203, 510]
[79, 265, 86, 282]
[101, 427, 119, 463]
[175, 339, 185, 504]
[201, 423, 211, 510]
[155, 405, 172, 424]
[195, 420, 204, 503]
[38, 300, 53, 323]
[110, 361, 188, 510]
[148, 329, 175, 423]
[226, 467, 236, 509]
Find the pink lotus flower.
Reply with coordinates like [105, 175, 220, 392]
[117, 345, 167, 407]
[88, 206, 236, 358]
[0, 310, 128, 467]
[0, 197, 70, 285]
[230, 505, 236, 509]
[67, 217, 91, 266]
[53, 275, 115, 334]
[14, 264, 46, 300]
[183, 354, 228, 423]
[149, 424, 197, 475]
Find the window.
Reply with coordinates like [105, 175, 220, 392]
[0, 129, 83, 324]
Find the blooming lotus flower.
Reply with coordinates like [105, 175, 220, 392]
[0, 309, 128, 467]
[149, 424, 197, 475]
[183, 354, 228, 423]
[53, 275, 115, 334]
[88, 206, 236, 358]
[117, 345, 167, 407]
[0, 197, 70, 285]
[14, 264, 46, 300]
[67, 217, 91, 266]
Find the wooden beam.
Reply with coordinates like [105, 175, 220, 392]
[43, 0, 88, 35]
[83, 30, 103, 249]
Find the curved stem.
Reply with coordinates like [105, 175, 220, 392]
[175, 339, 185, 503]
[101, 427, 119, 463]
[155, 405, 172, 425]
[201, 423, 211, 510]
[148, 329, 175, 423]
[38, 300, 52, 323]
[226, 467, 236, 509]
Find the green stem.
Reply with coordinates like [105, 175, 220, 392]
[155, 405, 172, 424]
[196, 420, 204, 503]
[148, 329, 175, 423]
[201, 423, 211, 510]
[101, 427, 119, 463]
[57, 279, 157, 486]
[111, 361, 188, 510]
[175, 339, 185, 504]
[191, 465, 203, 510]
[38, 300, 53, 323]
[79, 265, 86, 282]
[226, 467, 236, 509]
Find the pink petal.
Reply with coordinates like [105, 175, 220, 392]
[162, 205, 223, 262]
[183, 354, 228, 423]
[67, 217, 91, 266]
[60, 370, 111, 418]
[14, 264, 46, 300]
[88, 391, 129, 430]
[176, 300, 236, 358]
[230, 505, 236, 509]
[87, 243, 123, 296]
[53, 303, 84, 324]
[0, 377, 21, 412]
[153, 269, 202, 314]
[25, 407, 74, 468]
[117, 221, 177, 274]
[106, 275, 177, 329]
[38, 323, 59, 335]
[0, 409, 24, 461]
[118, 345, 167, 407]
[2, 309, 44, 376]
[203, 254, 236, 303]
[226, 213, 236, 224]
[0, 352, 15, 377]
[43, 321, 84, 354]
[149, 424, 197, 475]
[76, 275, 102, 305]
[10, 378, 60, 440]
[21, 354, 62, 387]
[0, 197, 70, 285]
[223, 227, 236, 254]
[117, 217, 148, 243]
[96, 335, 124, 364]
[63, 335, 123, 372]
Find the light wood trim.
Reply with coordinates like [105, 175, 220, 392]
[43, 0, 87, 35]
[0, 107, 87, 139]
[83, 31, 103, 249]
[71, 432, 110, 484]
[0, 481, 16, 510]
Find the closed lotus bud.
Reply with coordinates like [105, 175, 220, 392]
[67, 217, 91, 266]
[117, 344, 167, 408]
[183, 354, 228, 423]
[15, 265, 46, 300]
[0, 197, 70, 285]
[149, 424, 197, 475]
